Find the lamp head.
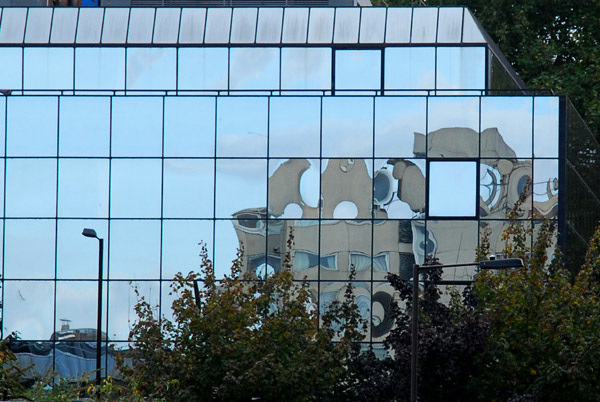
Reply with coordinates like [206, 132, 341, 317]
[82, 228, 98, 239]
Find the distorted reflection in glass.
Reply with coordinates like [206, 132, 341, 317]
[373, 221, 416, 281]
[5, 159, 56, 217]
[109, 220, 161, 279]
[319, 281, 371, 337]
[230, 47, 279, 91]
[322, 97, 373, 157]
[426, 220, 478, 280]
[269, 159, 320, 218]
[481, 96, 533, 158]
[55, 281, 103, 330]
[428, 161, 477, 217]
[58, 159, 109, 218]
[162, 220, 214, 279]
[126, 48, 176, 90]
[482, 219, 533, 259]
[319, 220, 372, 280]
[436, 47, 485, 92]
[281, 47, 331, 91]
[56, 219, 108, 279]
[533, 159, 558, 218]
[384, 47, 435, 91]
[178, 48, 228, 90]
[24, 47, 73, 90]
[374, 159, 425, 219]
[111, 96, 163, 157]
[59, 96, 110, 157]
[321, 159, 373, 219]
[7, 96, 57, 157]
[4, 219, 55, 279]
[480, 158, 532, 219]
[163, 159, 214, 218]
[110, 159, 162, 218]
[108, 281, 159, 341]
[335, 49, 381, 91]
[164, 96, 215, 157]
[428, 97, 479, 158]
[534, 97, 559, 158]
[217, 97, 268, 157]
[269, 97, 320, 157]
[4, 281, 54, 339]
[214, 219, 251, 278]
[0, 48, 22, 89]
[75, 48, 125, 90]
[375, 96, 426, 157]
[215, 159, 267, 218]
[371, 282, 395, 340]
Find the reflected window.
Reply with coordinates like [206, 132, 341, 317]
[178, 48, 228, 90]
[230, 48, 280, 90]
[0, 48, 22, 89]
[335, 49, 381, 91]
[294, 251, 336, 271]
[428, 160, 477, 217]
[215, 159, 267, 218]
[385, 47, 435, 90]
[126, 48, 176, 90]
[428, 97, 480, 158]
[281, 47, 331, 90]
[24, 47, 73, 90]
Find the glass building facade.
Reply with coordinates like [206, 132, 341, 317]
[0, 5, 596, 377]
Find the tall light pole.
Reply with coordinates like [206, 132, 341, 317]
[410, 257, 524, 402]
[82, 228, 104, 387]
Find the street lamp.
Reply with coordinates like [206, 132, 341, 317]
[410, 257, 524, 402]
[82, 228, 104, 387]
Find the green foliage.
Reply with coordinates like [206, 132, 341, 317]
[120, 243, 366, 401]
[0, 334, 28, 400]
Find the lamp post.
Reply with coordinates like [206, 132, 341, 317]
[410, 257, 524, 402]
[82, 228, 104, 387]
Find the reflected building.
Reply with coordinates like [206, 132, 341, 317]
[0, 4, 597, 377]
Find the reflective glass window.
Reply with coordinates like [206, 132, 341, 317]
[204, 8, 232, 44]
[437, 8, 463, 43]
[480, 158, 532, 220]
[375, 96, 427, 158]
[7, 96, 57, 157]
[153, 8, 181, 44]
[436, 47, 486, 91]
[533, 159, 559, 218]
[24, 47, 73, 90]
[375, 159, 425, 218]
[50, 8, 78, 44]
[163, 159, 214, 218]
[101, 8, 129, 44]
[58, 159, 109, 218]
[321, 159, 373, 219]
[164, 96, 215, 157]
[162, 220, 214, 279]
[481, 96, 533, 158]
[215, 159, 267, 218]
[359, 8, 386, 44]
[428, 160, 477, 217]
[282, 7, 308, 43]
[385, 8, 412, 43]
[426, 221, 478, 272]
[0, 48, 23, 90]
[179, 8, 206, 44]
[385, 47, 435, 90]
[5, 159, 56, 218]
[178, 48, 228, 91]
[0, 8, 27, 44]
[110, 159, 162, 218]
[214, 219, 245, 278]
[75, 48, 125, 90]
[24, 8, 52, 44]
[76, 8, 103, 44]
[56, 219, 108, 279]
[230, 8, 257, 44]
[56, 281, 104, 331]
[127, 8, 155, 44]
[322, 97, 373, 158]
[0, 98, 4, 157]
[268, 159, 320, 218]
[59, 96, 110, 157]
[229, 48, 280, 90]
[269, 97, 320, 157]
[307, 8, 334, 44]
[108, 281, 159, 340]
[216, 97, 268, 157]
[428, 97, 479, 158]
[126, 48, 176, 90]
[4, 219, 55, 279]
[333, 8, 360, 44]
[411, 8, 437, 43]
[281, 47, 331, 90]
[335, 49, 381, 91]
[3, 281, 54, 339]
[111, 97, 163, 157]
[256, 8, 283, 44]
[534, 97, 559, 157]
[109, 220, 161, 280]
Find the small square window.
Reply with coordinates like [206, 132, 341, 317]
[428, 160, 477, 217]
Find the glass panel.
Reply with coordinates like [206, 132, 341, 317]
[411, 7, 438, 43]
[162, 220, 213, 279]
[55, 281, 103, 332]
[24, 48, 74, 90]
[0, 48, 22, 90]
[229, 48, 279, 90]
[480, 158, 532, 220]
[4, 219, 55, 279]
[374, 158, 425, 219]
[153, 8, 180, 44]
[109, 221, 161, 279]
[233, 214, 267, 279]
[216, 97, 267, 157]
[108, 280, 159, 340]
[256, 8, 283, 44]
[4, 281, 54, 339]
[284, 221, 318, 280]
[214, 219, 245, 278]
[437, 7, 463, 43]
[372, 282, 395, 340]
[163, 159, 214, 218]
[127, 8, 155, 44]
[533, 159, 559, 218]
[428, 161, 477, 217]
[384, 47, 435, 90]
[321, 220, 372, 281]
[215, 159, 267, 218]
[333, 8, 360, 44]
[110, 159, 162, 218]
[307, 8, 334, 44]
[204, 8, 232, 44]
[111, 97, 163, 157]
[56, 219, 108, 279]
[178, 8, 206, 44]
[268, 159, 320, 219]
[164, 96, 215, 157]
[7, 96, 57, 156]
[463, 9, 485, 43]
[0, 8, 27, 44]
[75, 48, 125, 90]
[50, 8, 78, 44]
[269, 97, 320, 158]
[534, 97, 559, 157]
[58, 159, 109, 218]
[359, 8, 386, 44]
[335, 49, 381, 91]
[281, 47, 331, 90]
[436, 47, 486, 91]
[481, 96, 533, 158]
[322, 97, 373, 158]
[375, 96, 426, 158]
[426, 220, 478, 279]
[483, 219, 533, 258]
[24, 8, 52, 44]
[5, 159, 56, 218]
[76, 8, 104, 44]
[321, 159, 373, 219]
[126, 47, 176, 90]
[0, 98, 4, 156]
[59, 96, 110, 157]
[178, 48, 228, 90]
[282, 7, 308, 44]
[374, 221, 415, 279]
[230, 8, 257, 44]
[428, 97, 479, 157]
[385, 8, 411, 43]
[101, 8, 129, 44]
